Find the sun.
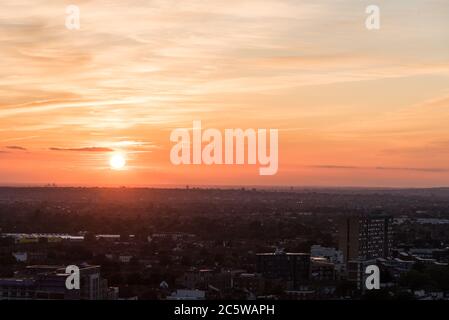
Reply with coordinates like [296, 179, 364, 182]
[109, 153, 126, 170]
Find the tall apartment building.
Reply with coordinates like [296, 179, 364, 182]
[338, 215, 393, 263]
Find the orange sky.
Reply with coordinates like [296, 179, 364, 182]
[1, 0, 449, 187]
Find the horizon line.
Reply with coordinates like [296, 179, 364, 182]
[1, 183, 449, 190]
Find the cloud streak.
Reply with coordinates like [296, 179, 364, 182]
[310, 165, 449, 173]
[5, 146, 27, 151]
[50, 147, 114, 152]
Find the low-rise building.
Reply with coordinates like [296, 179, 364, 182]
[0, 265, 117, 300]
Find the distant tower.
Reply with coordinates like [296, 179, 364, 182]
[338, 215, 393, 262]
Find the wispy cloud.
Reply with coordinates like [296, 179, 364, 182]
[5, 146, 27, 151]
[310, 165, 449, 173]
[50, 147, 114, 152]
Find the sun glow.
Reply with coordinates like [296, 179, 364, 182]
[109, 153, 126, 170]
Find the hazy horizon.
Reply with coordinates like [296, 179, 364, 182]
[1, 183, 449, 190]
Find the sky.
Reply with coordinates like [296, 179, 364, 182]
[1, 0, 449, 187]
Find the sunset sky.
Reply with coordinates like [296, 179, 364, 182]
[1, 0, 449, 187]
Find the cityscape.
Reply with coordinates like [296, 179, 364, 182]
[1, 0, 449, 311]
[1, 187, 449, 300]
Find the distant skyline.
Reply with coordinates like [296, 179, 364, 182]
[1, 0, 449, 187]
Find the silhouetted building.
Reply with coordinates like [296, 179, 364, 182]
[339, 215, 393, 262]
[233, 273, 265, 295]
[310, 257, 336, 282]
[346, 259, 377, 290]
[0, 265, 117, 300]
[256, 250, 310, 290]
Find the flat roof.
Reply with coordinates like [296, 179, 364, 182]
[256, 252, 310, 256]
